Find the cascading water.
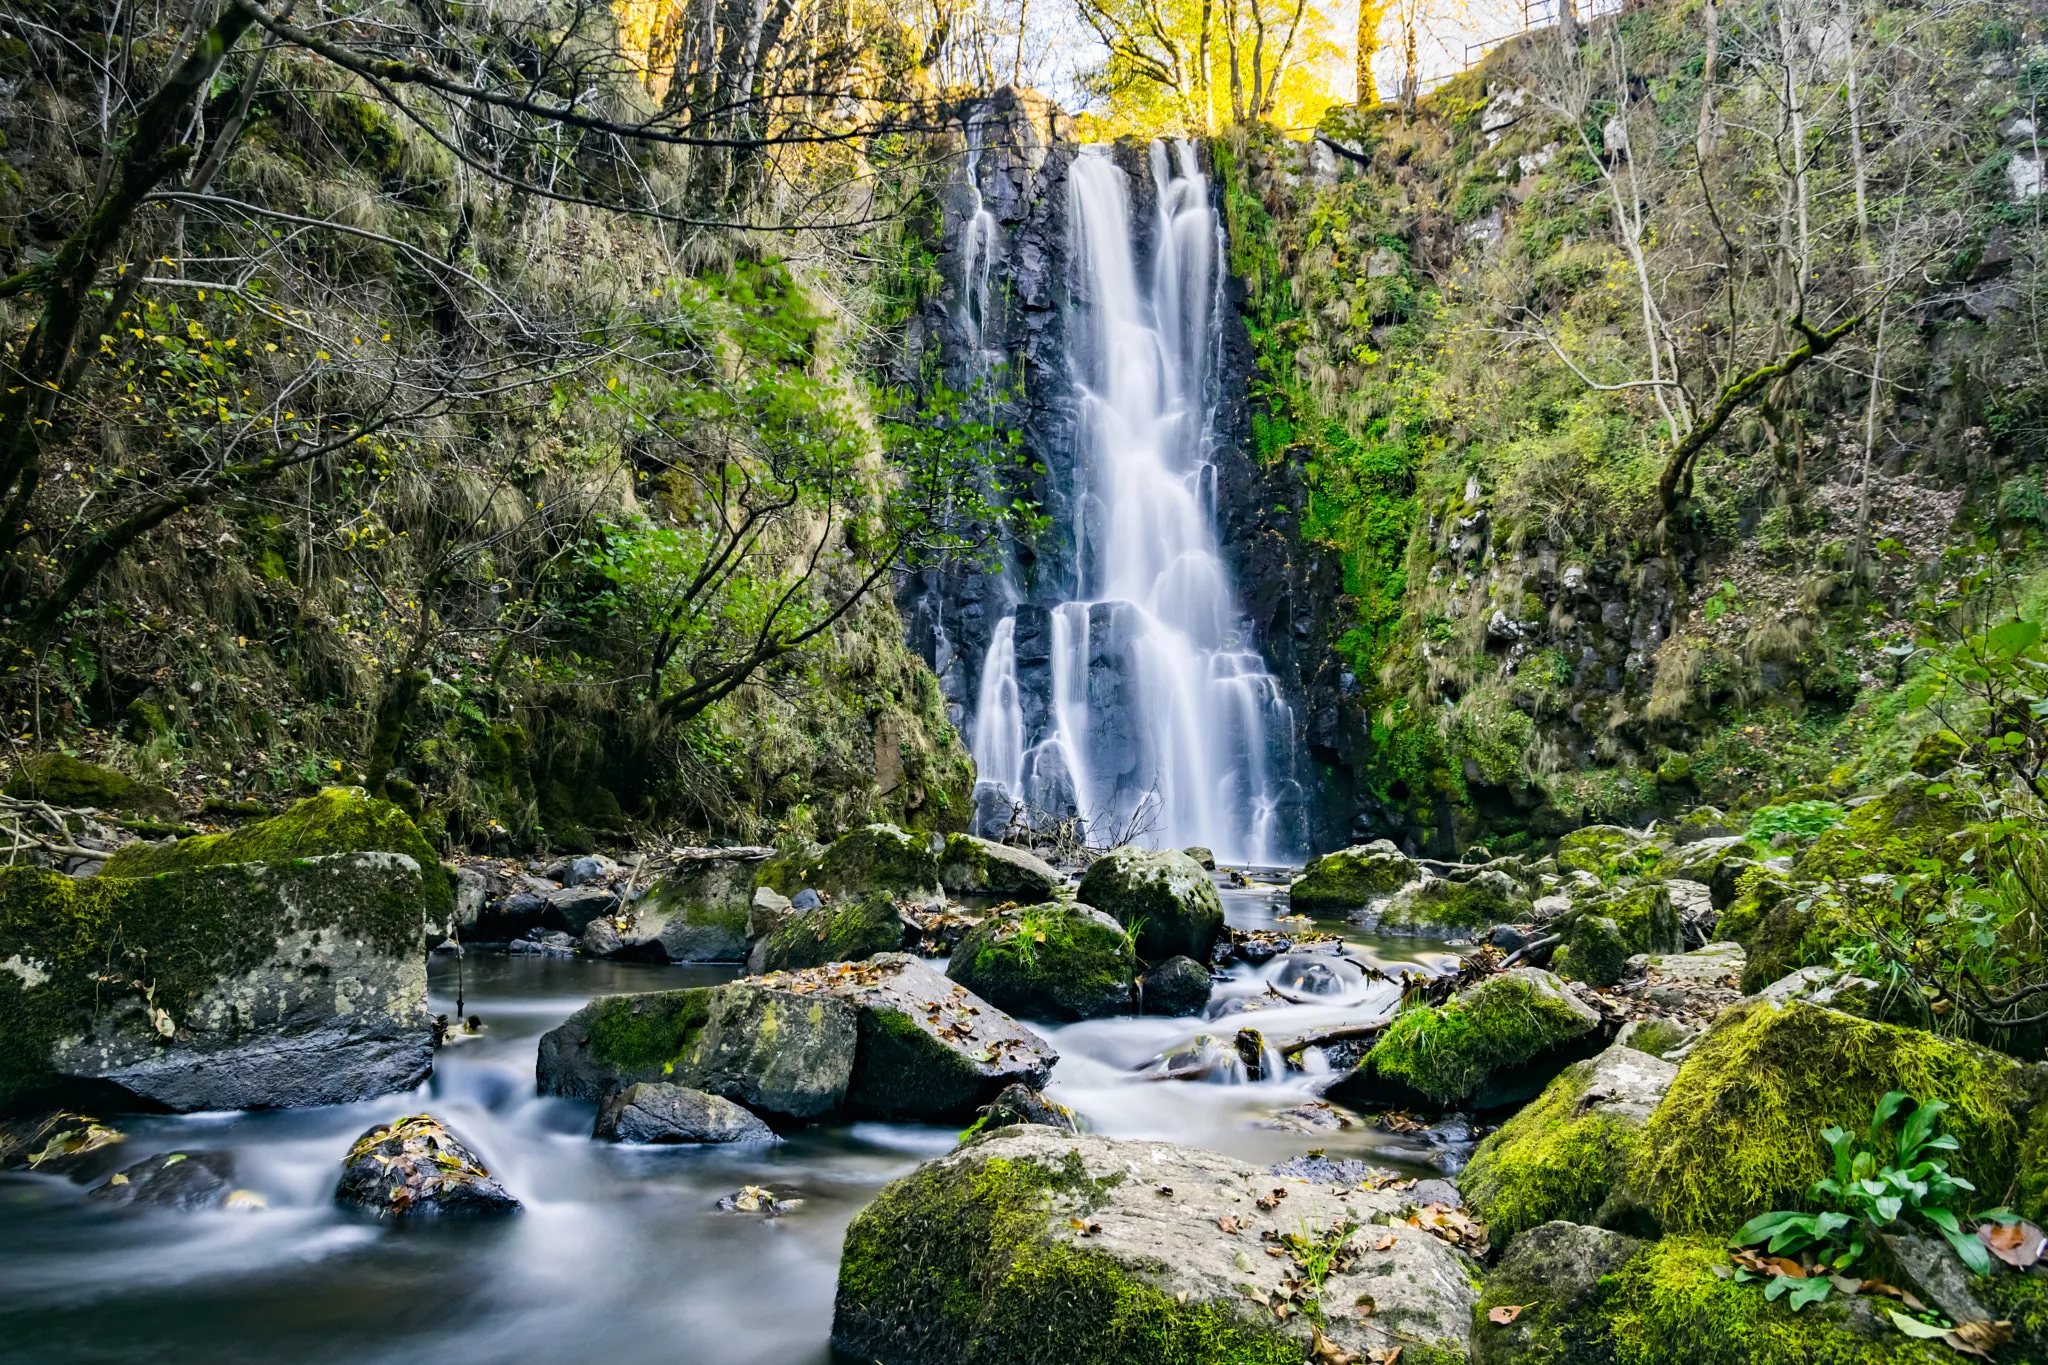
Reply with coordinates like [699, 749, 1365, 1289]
[969, 140, 1301, 865]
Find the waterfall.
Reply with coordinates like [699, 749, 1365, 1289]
[967, 140, 1301, 865]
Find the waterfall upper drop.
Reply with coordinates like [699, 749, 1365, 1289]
[966, 140, 1302, 865]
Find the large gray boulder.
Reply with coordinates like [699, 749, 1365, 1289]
[833, 1126, 1479, 1364]
[765, 954, 1057, 1122]
[4, 853, 433, 1112]
[1076, 847, 1224, 962]
[590, 847, 771, 963]
[938, 833, 1061, 901]
[593, 1082, 778, 1144]
[1619, 940, 1745, 1026]
[537, 980, 858, 1120]
[334, 1114, 519, 1217]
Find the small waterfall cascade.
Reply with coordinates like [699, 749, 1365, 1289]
[967, 140, 1301, 865]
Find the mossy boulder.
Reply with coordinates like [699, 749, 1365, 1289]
[753, 840, 827, 896]
[947, 903, 1136, 1021]
[538, 958, 1055, 1124]
[832, 1126, 1479, 1365]
[1076, 847, 1224, 963]
[1287, 841, 1418, 914]
[1715, 876, 1818, 992]
[1473, 1220, 1643, 1365]
[1791, 777, 1970, 885]
[938, 834, 1061, 901]
[4, 753, 178, 818]
[102, 787, 452, 929]
[604, 848, 768, 963]
[1596, 1234, 1963, 1365]
[813, 824, 943, 899]
[1631, 999, 2021, 1235]
[1555, 825, 1655, 878]
[1553, 914, 1629, 988]
[1460, 1045, 1677, 1242]
[1371, 869, 1531, 937]
[1328, 968, 1603, 1111]
[1, 853, 433, 1111]
[769, 954, 1056, 1122]
[536, 980, 856, 1120]
[2018, 1096, 2048, 1226]
[1140, 956, 1213, 1016]
[754, 892, 908, 972]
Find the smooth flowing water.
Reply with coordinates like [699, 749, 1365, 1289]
[0, 889, 1460, 1365]
[969, 142, 1302, 865]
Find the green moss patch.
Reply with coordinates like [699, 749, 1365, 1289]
[1631, 1000, 2020, 1235]
[5, 754, 177, 818]
[1076, 847, 1225, 963]
[102, 787, 450, 923]
[1350, 968, 1597, 1107]
[755, 893, 905, 972]
[812, 824, 941, 898]
[833, 1147, 1299, 1365]
[581, 987, 717, 1075]
[947, 903, 1136, 1021]
[1460, 1060, 1636, 1240]
[1600, 1236, 1952, 1365]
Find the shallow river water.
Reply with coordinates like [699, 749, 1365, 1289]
[0, 885, 1459, 1365]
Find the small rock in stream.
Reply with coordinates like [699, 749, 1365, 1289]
[717, 1184, 802, 1215]
[88, 1150, 239, 1210]
[594, 1083, 778, 1145]
[335, 1114, 520, 1217]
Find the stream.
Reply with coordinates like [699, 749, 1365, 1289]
[0, 885, 1463, 1364]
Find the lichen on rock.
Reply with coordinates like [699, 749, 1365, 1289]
[832, 1126, 1478, 1365]
[938, 834, 1062, 901]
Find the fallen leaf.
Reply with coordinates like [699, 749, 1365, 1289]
[1945, 1320, 2015, 1359]
[1488, 1304, 1531, 1325]
[1218, 1215, 1243, 1234]
[1981, 1220, 2048, 1270]
[1354, 1294, 1377, 1316]
[1858, 1278, 1928, 1312]
[1763, 1256, 1805, 1279]
[224, 1189, 268, 1210]
[1372, 1233, 1398, 1251]
[1309, 1325, 1360, 1364]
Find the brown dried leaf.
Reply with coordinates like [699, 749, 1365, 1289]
[1218, 1215, 1242, 1234]
[1309, 1326, 1360, 1365]
[1980, 1220, 2048, 1270]
[1372, 1233, 1398, 1251]
[1488, 1304, 1531, 1325]
[1944, 1320, 2015, 1359]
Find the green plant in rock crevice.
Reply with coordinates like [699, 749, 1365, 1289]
[1730, 1091, 2015, 1311]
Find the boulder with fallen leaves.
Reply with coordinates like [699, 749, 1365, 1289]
[334, 1114, 519, 1217]
[833, 1126, 1479, 1364]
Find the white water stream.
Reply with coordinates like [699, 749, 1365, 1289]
[969, 142, 1300, 865]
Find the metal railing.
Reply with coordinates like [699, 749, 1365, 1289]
[1408, 0, 1629, 97]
